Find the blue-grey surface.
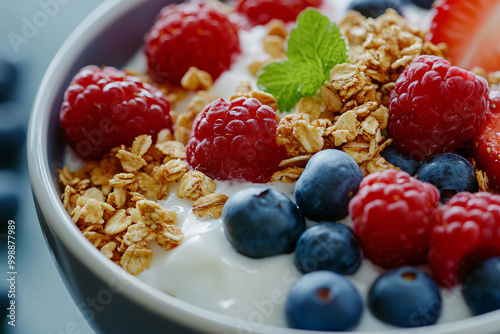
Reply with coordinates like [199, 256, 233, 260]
[0, 1, 105, 333]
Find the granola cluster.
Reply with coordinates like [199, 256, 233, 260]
[274, 9, 448, 177]
[58, 133, 226, 275]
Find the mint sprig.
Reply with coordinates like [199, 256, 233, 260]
[257, 9, 349, 112]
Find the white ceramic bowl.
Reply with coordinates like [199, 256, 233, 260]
[27, 0, 500, 333]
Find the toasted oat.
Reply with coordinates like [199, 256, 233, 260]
[476, 169, 490, 192]
[192, 193, 228, 219]
[58, 166, 81, 187]
[278, 155, 312, 168]
[177, 171, 216, 201]
[263, 35, 285, 58]
[121, 223, 156, 248]
[271, 167, 304, 183]
[267, 19, 288, 39]
[188, 91, 216, 114]
[83, 231, 105, 248]
[153, 159, 189, 183]
[107, 187, 128, 209]
[62, 185, 79, 213]
[156, 141, 186, 160]
[135, 172, 161, 199]
[361, 155, 398, 176]
[248, 59, 270, 76]
[104, 209, 132, 235]
[181, 66, 213, 91]
[276, 113, 330, 157]
[155, 224, 184, 250]
[136, 200, 177, 227]
[296, 97, 324, 120]
[229, 90, 279, 112]
[109, 173, 135, 188]
[116, 149, 147, 173]
[71, 197, 105, 226]
[120, 242, 153, 275]
[100, 241, 117, 259]
[131, 135, 153, 156]
[235, 80, 252, 94]
[156, 128, 175, 144]
[83, 187, 105, 203]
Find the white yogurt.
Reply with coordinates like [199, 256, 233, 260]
[129, 1, 475, 331]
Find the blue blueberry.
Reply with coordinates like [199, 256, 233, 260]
[286, 271, 363, 331]
[463, 257, 500, 315]
[294, 149, 363, 222]
[0, 170, 20, 230]
[409, 0, 434, 9]
[416, 153, 478, 203]
[0, 102, 26, 161]
[222, 186, 305, 258]
[294, 222, 361, 275]
[348, 0, 404, 18]
[0, 58, 17, 102]
[368, 267, 442, 328]
[381, 146, 421, 175]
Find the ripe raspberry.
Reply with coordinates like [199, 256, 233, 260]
[59, 65, 172, 160]
[349, 169, 440, 269]
[186, 97, 285, 183]
[429, 192, 500, 287]
[144, 2, 240, 85]
[388, 55, 489, 161]
[236, 0, 323, 26]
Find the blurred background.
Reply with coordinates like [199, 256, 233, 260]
[0, 1, 105, 333]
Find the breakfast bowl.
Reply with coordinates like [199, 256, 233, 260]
[27, 0, 500, 333]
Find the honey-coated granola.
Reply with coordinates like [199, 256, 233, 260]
[275, 9, 448, 176]
[58, 134, 222, 275]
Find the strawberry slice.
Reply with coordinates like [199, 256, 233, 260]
[472, 94, 500, 192]
[428, 0, 500, 72]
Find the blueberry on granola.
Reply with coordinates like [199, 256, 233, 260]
[416, 153, 478, 203]
[380, 146, 421, 175]
[295, 149, 363, 222]
[348, 0, 404, 18]
[294, 222, 361, 275]
[222, 186, 305, 258]
[409, 0, 434, 9]
[286, 271, 363, 331]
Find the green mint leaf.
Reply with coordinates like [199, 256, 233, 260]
[257, 9, 349, 112]
[256, 61, 302, 112]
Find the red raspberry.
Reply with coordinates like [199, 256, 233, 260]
[186, 97, 285, 183]
[388, 55, 489, 161]
[59, 65, 172, 160]
[429, 192, 500, 287]
[236, 0, 323, 26]
[349, 169, 440, 269]
[144, 2, 240, 85]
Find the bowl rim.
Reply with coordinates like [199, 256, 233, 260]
[27, 0, 500, 333]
